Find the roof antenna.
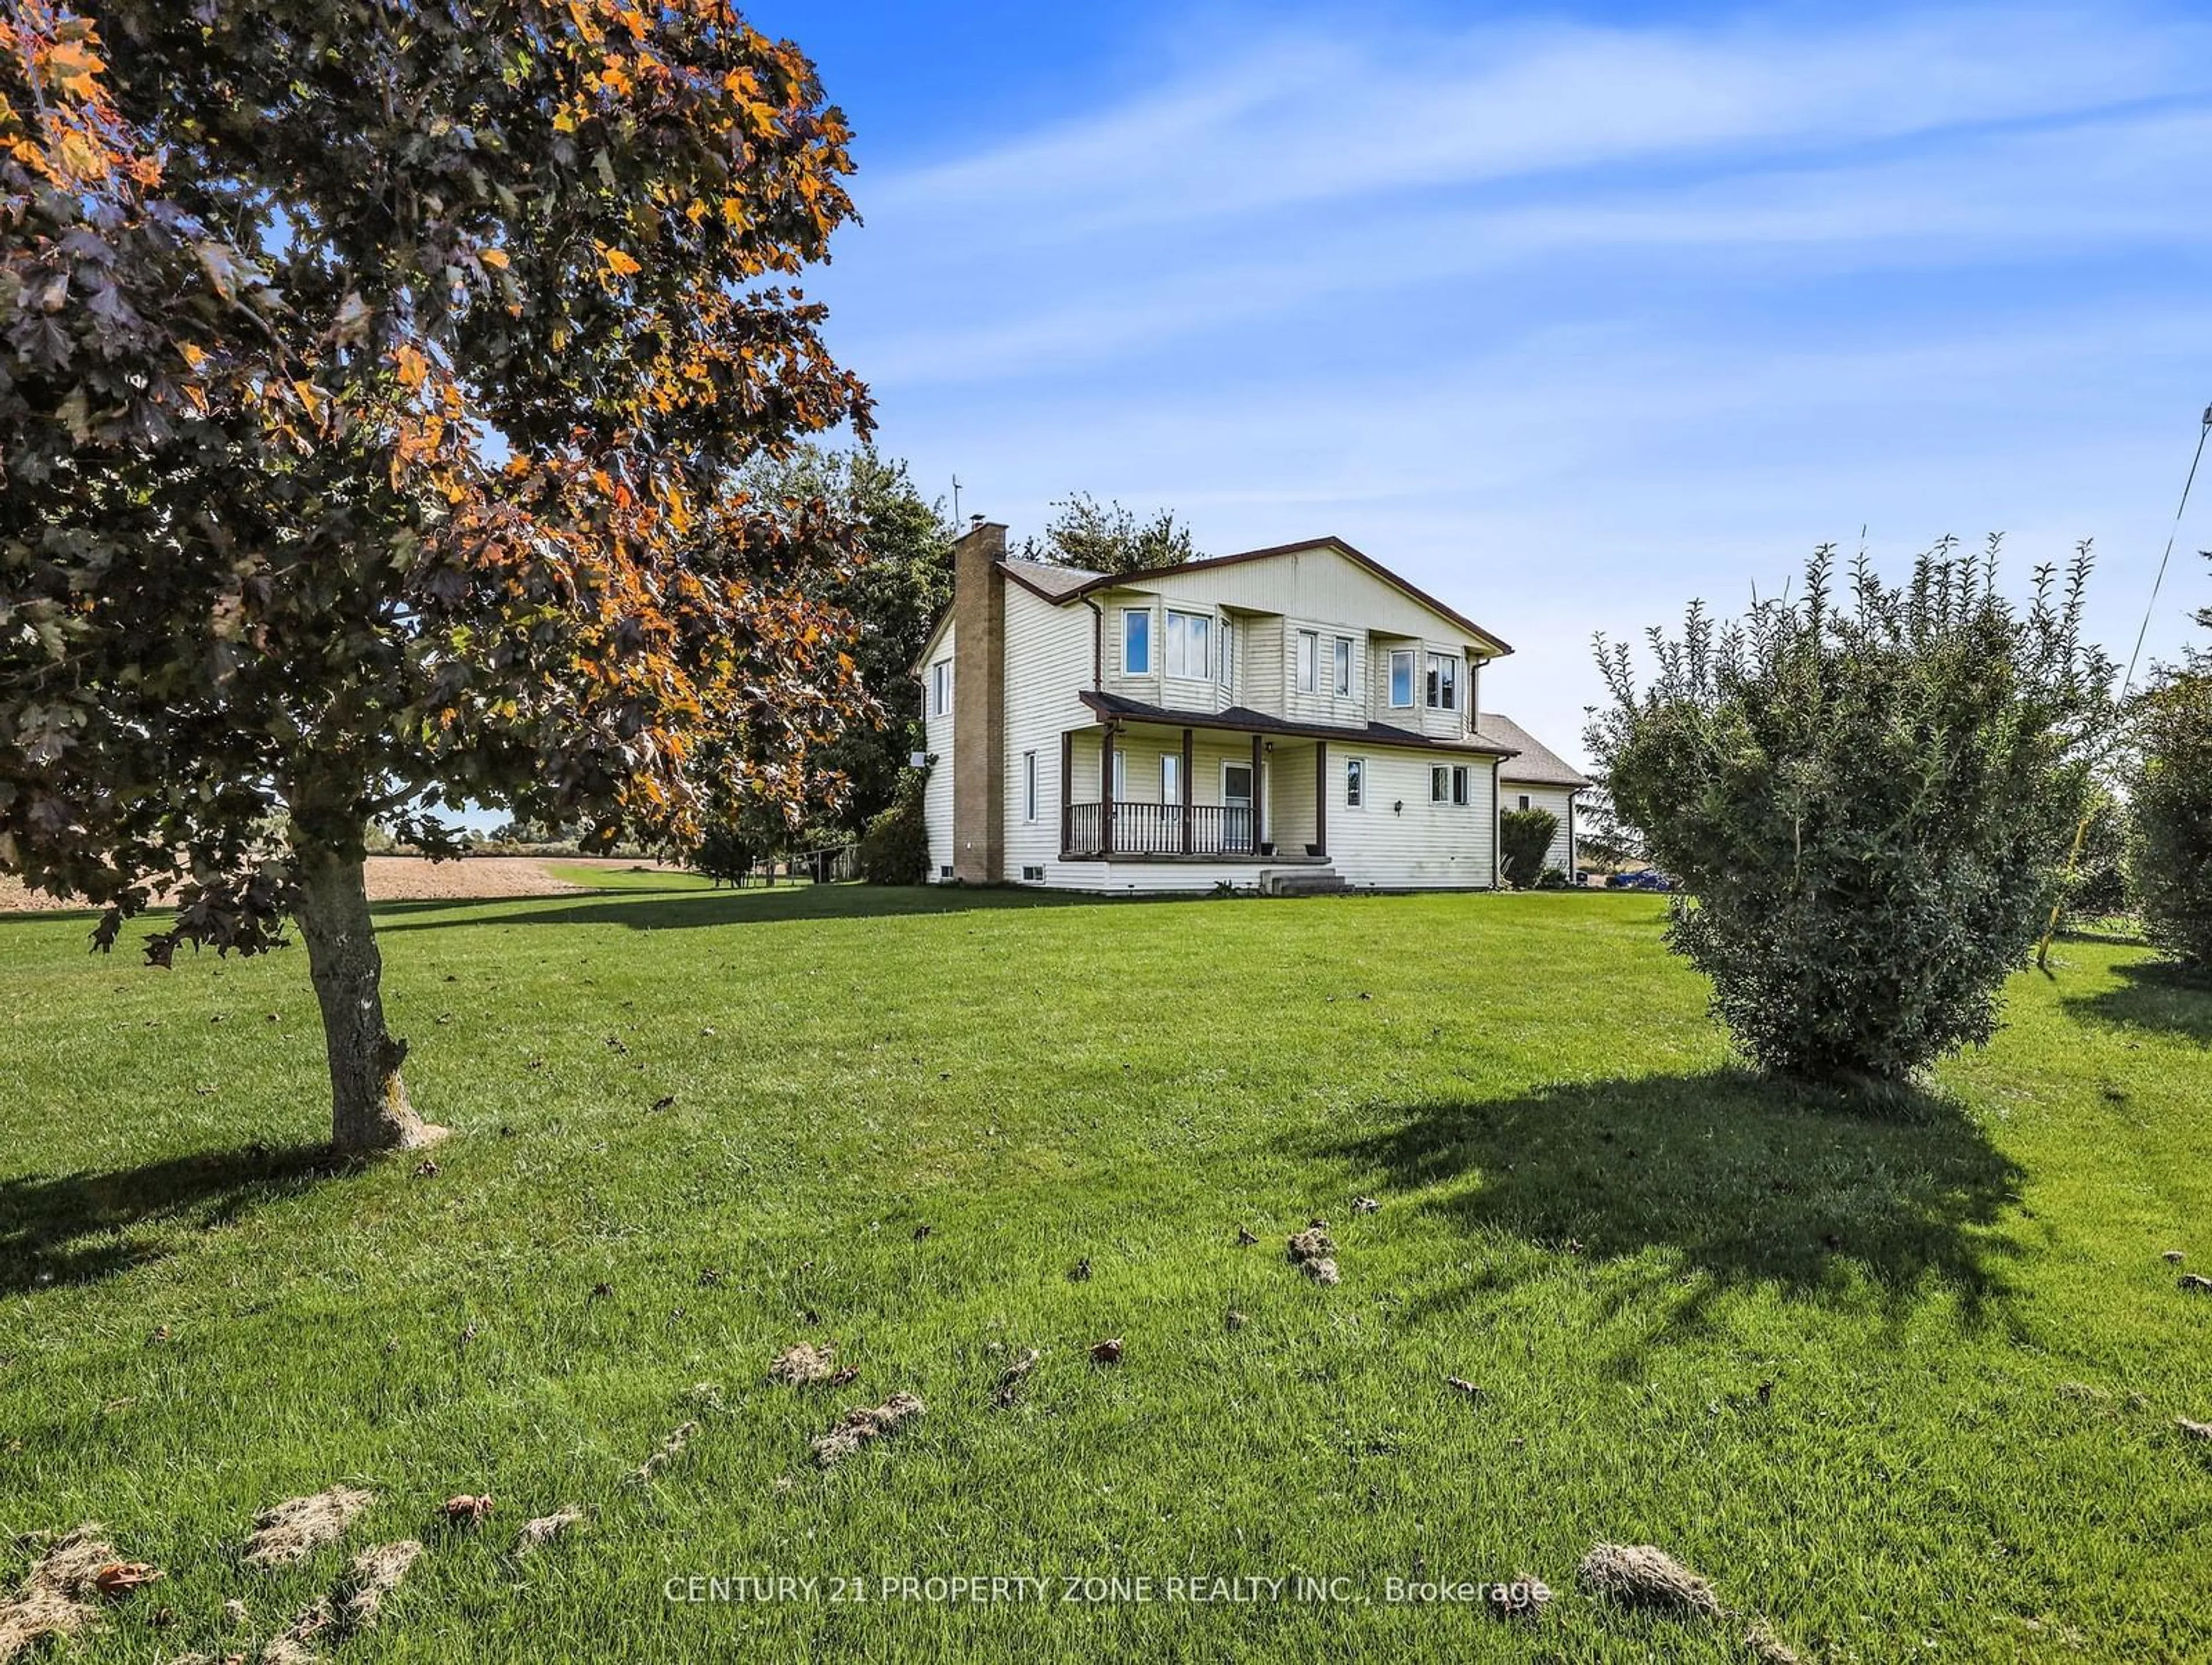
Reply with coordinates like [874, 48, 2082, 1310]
[950, 474, 961, 530]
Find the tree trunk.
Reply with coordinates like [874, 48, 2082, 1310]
[292, 836, 445, 1154]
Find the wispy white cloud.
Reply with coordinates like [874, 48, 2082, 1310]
[866, 7, 2209, 240]
[813, 3, 2212, 766]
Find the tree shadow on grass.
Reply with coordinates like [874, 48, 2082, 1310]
[372, 881, 1135, 934]
[2061, 959, 2212, 1045]
[1312, 1070, 2026, 1345]
[0, 1142, 338, 1296]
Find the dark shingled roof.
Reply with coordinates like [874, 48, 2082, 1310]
[1478, 713, 1591, 787]
[1083, 690, 1519, 759]
[997, 557, 1103, 601]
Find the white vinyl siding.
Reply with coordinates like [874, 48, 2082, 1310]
[921, 624, 956, 880]
[996, 584, 1100, 886]
[1503, 782, 1579, 875]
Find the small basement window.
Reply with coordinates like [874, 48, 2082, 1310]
[938, 865, 952, 880]
[1021, 864, 1045, 883]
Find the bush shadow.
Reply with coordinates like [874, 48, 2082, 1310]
[2062, 959, 2212, 1045]
[1314, 1070, 2025, 1338]
[0, 1142, 338, 1296]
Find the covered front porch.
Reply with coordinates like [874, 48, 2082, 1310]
[1058, 721, 1331, 862]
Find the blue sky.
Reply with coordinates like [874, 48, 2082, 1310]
[749, 0, 2212, 767]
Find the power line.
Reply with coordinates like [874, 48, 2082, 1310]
[2120, 403, 2212, 700]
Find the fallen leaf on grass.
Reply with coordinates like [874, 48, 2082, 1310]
[993, 1348, 1041, 1407]
[2180, 1274, 2212, 1295]
[1224, 1309, 1247, 1331]
[1353, 1196, 1381, 1214]
[440, 1496, 493, 1530]
[1445, 1376, 1484, 1399]
[92, 1562, 161, 1598]
[1088, 1338, 1123, 1365]
[0, 1527, 147, 1663]
[2161, 1250, 2184, 1264]
[1235, 1227, 1259, 1246]
[2179, 1418, 2212, 1441]
[243, 1488, 376, 1567]
[1067, 1258, 1091, 1282]
[1576, 1542, 1721, 1617]
[812, 1394, 925, 1468]
[516, 1508, 585, 1557]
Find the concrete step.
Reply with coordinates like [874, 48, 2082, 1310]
[1260, 868, 1349, 897]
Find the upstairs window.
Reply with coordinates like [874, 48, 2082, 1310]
[1389, 649, 1415, 708]
[930, 660, 951, 717]
[1453, 765, 1470, 807]
[1296, 629, 1319, 693]
[1122, 608, 1152, 675]
[1426, 652, 1459, 712]
[1333, 636, 1353, 697]
[1165, 610, 1212, 679]
[1218, 620, 1234, 690]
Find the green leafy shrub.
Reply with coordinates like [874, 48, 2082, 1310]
[692, 824, 760, 887]
[2129, 665, 2212, 965]
[858, 768, 930, 886]
[1499, 808, 1559, 889]
[2062, 788, 2130, 921]
[1588, 538, 2112, 1083]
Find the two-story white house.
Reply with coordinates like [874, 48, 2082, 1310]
[912, 521, 1588, 894]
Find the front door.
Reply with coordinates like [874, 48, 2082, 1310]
[1222, 762, 1255, 854]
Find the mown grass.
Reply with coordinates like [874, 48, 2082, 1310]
[2, 881, 2208, 1662]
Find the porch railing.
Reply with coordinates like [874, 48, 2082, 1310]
[1062, 800, 1257, 858]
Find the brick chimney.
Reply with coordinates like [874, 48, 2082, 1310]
[950, 520, 1007, 883]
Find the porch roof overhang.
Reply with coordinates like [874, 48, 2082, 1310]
[1080, 690, 1519, 760]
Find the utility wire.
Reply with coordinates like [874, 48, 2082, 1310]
[2037, 402, 2211, 970]
[2120, 404, 2212, 700]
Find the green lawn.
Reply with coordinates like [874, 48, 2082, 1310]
[3, 881, 2208, 1662]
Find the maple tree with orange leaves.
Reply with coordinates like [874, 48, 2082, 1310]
[0, 1, 878, 1150]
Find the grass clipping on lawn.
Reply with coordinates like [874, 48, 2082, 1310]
[243, 1486, 376, 1566]
[812, 1392, 925, 1468]
[1576, 1542, 1722, 1617]
[0, 1528, 126, 1662]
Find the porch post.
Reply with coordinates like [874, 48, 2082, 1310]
[1060, 729, 1073, 855]
[1315, 740, 1328, 859]
[1181, 728, 1194, 854]
[1251, 733, 1265, 852]
[1100, 726, 1116, 856]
